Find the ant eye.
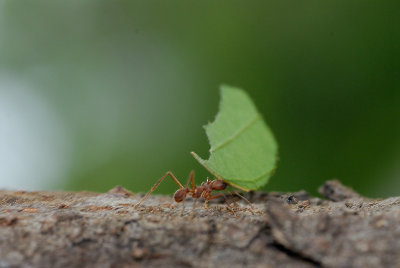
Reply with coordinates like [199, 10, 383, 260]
[174, 189, 187, 202]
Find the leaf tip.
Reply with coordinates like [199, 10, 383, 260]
[219, 84, 236, 95]
[219, 84, 249, 96]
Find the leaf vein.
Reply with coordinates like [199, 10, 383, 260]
[210, 113, 261, 153]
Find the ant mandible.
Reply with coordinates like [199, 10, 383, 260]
[134, 171, 244, 214]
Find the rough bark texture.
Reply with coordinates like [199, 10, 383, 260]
[0, 181, 399, 268]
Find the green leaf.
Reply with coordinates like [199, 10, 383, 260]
[191, 85, 278, 191]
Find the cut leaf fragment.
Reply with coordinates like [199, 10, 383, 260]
[191, 85, 278, 191]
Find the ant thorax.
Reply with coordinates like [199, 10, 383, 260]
[192, 184, 207, 199]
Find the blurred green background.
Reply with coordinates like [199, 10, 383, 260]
[0, 1, 399, 197]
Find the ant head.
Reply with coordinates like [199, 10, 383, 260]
[211, 179, 228, 190]
[174, 188, 188, 203]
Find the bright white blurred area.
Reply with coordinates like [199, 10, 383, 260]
[0, 75, 71, 190]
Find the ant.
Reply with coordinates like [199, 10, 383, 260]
[134, 171, 252, 215]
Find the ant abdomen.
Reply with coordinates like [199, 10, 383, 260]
[174, 188, 188, 202]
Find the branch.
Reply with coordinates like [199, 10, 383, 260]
[0, 181, 399, 267]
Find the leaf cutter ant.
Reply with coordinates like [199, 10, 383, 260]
[134, 171, 252, 215]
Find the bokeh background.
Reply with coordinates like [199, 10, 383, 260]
[1, 1, 399, 197]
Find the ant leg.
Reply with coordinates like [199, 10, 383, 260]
[207, 194, 237, 217]
[188, 170, 196, 190]
[231, 191, 255, 214]
[190, 198, 198, 218]
[232, 191, 255, 209]
[225, 191, 238, 207]
[181, 171, 195, 216]
[134, 171, 184, 208]
[203, 199, 209, 209]
[180, 201, 185, 216]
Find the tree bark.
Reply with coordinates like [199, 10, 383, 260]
[0, 181, 399, 268]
